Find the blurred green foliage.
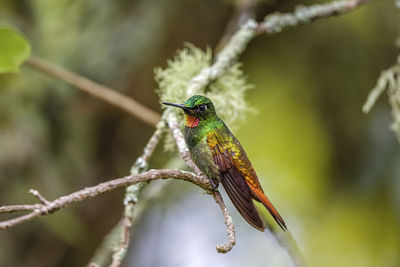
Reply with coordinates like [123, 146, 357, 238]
[0, 27, 30, 73]
[0, 0, 399, 267]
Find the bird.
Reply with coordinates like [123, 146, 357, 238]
[163, 95, 287, 231]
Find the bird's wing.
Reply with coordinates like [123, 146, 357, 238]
[207, 131, 266, 231]
[207, 129, 287, 231]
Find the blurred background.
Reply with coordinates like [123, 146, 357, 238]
[0, 0, 399, 266]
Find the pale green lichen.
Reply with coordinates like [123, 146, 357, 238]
[155, 43, 211, 106]
[209, 62, 254, 125]
[155, 44, 253, 128]
[155, 44, 253, 151]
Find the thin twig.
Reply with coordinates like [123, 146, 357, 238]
[0, 204, 41, 213]
[109, 121, 165, 267]
[0, 169, 211, 230]
[108, 205, 134, 267]
[88, 221, 123, 267]
[29, 189, 50, 205]
[25, 56, 161, 127]
[363, 56, 400, 142]
[212, 191, 236, 253]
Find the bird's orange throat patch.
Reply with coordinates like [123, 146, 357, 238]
[185, 115, 200, 127]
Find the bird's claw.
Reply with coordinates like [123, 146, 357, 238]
[210, 179, 219, 191]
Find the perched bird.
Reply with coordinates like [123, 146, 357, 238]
[163, 95, 286, 231]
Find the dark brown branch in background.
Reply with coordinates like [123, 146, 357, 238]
[25, 56, 161, 127]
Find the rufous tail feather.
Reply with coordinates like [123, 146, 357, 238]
[247, 183, 287, 231]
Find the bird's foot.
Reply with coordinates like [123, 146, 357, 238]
[210, 179, 219, 191]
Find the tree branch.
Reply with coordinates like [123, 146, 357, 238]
[0, 165, 236, 255]
[256, 0, 371, 34]
[0, 169, 211, 230]
[25, 56, 161, 127]
[187, 0, 371, 96]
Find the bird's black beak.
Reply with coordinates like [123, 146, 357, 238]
[163, 102, 188, 111]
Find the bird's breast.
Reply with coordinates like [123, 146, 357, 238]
[188, 135, 220, 180]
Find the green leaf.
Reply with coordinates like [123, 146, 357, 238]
[0, 26, 31, 73]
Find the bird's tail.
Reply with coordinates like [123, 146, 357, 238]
[247, 184, 287, 231]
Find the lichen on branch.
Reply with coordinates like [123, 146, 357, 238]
[363, 56, 400, 142]
[155, 44, 253, 128]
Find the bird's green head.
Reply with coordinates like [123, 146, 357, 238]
[163, 95, 217, 127]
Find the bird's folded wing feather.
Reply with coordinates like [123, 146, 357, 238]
[207, 129, 287, 231]
[207, 131, 266, 231]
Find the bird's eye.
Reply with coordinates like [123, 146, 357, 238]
[198, 104, 207, 112]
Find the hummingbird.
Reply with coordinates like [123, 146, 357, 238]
[163, 95, 287, 231]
